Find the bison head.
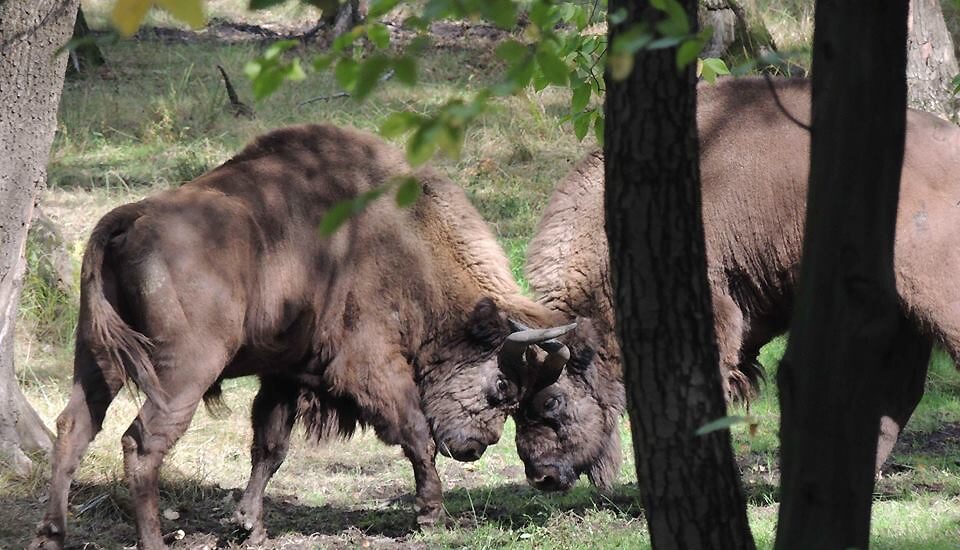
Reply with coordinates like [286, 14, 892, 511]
[419, 298, 576, 463]
[513, 319, 625, 491]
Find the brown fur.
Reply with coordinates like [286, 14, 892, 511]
[518, 77, 954, 491]
[32, 124, 566, 549]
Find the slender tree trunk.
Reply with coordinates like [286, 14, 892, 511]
[775, 1, 909, 548]
[0, 0, 80, 475]
[604, 2, 754, 549]
[66, 5, 106, 77]
[906, 0, 958, 119]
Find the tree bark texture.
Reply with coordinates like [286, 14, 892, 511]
[0, 0, 79, 475]
[906, 0, 958, 119]
[699, 0, 776, 63]
[775, 1, 909, 549]
[604, 3, 755, 549]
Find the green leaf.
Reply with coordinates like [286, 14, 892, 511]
[572, 112, 590, 141]
[367, 23, 391, 49]
[334, 57, 359, 90]
[368, 0, 401, 18]
[571, 82, 590, 113]
[395, 176, 421, 206]
[653, 0, 690, 37]
[608, 7, 628, 25]
[479, 0, 518, 29]
[608, 52, 633, 81]
[496, 40, 528, 63]
[536, 46, 568, 86]
[155, 0, 206, 29]
[304, 0, 339, 15]
[319, 200, 356, 236]
[262, 39, 298, 61]
[702, 57, 730, 77]
[249, 0, 287, 8]
[676, 38, 703, 69]
[111, 0, 151, 37]
[407, 121, 441, 166]
[647, 35, 683, 50]
[332, 27, 364, 52]
[353, 55, 390, 100]
[379, 111, 421, 138]
[695, 415, 749, 436]
[313, 53, 334, 72]
[612, 25, 652, 55]
[393, 56, 417, 85]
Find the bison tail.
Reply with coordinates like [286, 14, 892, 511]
[80, 204, 169, 413]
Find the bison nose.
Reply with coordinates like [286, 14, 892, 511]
[459, 440, 487, 462]
[527, 466, 566, 492]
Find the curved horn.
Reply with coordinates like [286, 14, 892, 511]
[498, 320, 577, 377]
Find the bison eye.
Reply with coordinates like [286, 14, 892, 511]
[496, 377, 509, 394]
[543, 396, 560, 413]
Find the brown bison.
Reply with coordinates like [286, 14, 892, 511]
[516, 77, 956, 492]
[31, 124, 575, 549]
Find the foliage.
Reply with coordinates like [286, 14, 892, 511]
[103, 0, 731, 233]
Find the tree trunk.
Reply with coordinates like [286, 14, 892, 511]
[699, 0, 776, 63]
[775, 1, 909, 549]
[66, 5, 106, 77]
[906, 0, 958, 119]
[604, 2, 755, 549]
[0, 0, 80, 475]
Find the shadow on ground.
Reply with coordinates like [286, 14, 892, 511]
[1, 478, 642, 549]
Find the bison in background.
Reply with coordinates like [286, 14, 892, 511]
[516, 77, 956, 492]
[31, 125, 575, 550]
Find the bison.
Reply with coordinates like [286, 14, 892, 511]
[516, 77, 957, 492]
[31, 124, 575, 549]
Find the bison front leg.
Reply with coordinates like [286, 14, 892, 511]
[876, 319, 932, 472]
[362, 371, 443, 527]
[234, 377, 298, 545]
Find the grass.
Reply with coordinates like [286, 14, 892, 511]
[5, 2, 960, 548]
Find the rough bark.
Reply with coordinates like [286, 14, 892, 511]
[0, 0, 79, 475]
[774, 1, 909, 549]
[604, 2, 755, 549]
[699, 0, 776, 62]
[906, 0, 958, 119]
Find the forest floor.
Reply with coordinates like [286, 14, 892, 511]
[3, 1, 960, 548]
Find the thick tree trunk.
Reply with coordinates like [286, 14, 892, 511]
[775, 1, 909, 549]
[906, 0, 958, 119]
[0, 0, 80, 475]
[604, 2, 755, 549]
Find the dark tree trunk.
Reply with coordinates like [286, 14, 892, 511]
[774, 1, 909, 549]
[906, 0, 958, 119]
[0, 0, 79, 475]
[604, 2, 754, 549]
[66, 5, 105, 77]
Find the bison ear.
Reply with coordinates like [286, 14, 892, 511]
[468, 297, 507, 345]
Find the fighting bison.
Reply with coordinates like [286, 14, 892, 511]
[31, 124, 575, 549]
[516, 77, 957, 491]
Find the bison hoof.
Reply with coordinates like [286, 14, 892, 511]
[28, 534, 64, 550]
[415, 505, 443, 529]
[233, 510, 266, 546]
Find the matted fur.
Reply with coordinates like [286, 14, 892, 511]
[33, 124, 566, 550]
[518, 77, 960, 491]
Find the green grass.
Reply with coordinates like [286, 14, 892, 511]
[6, 4, 960, 548]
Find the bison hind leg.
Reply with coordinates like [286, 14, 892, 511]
[234, 377, 299, 545]
[32, 341, 123, 550]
